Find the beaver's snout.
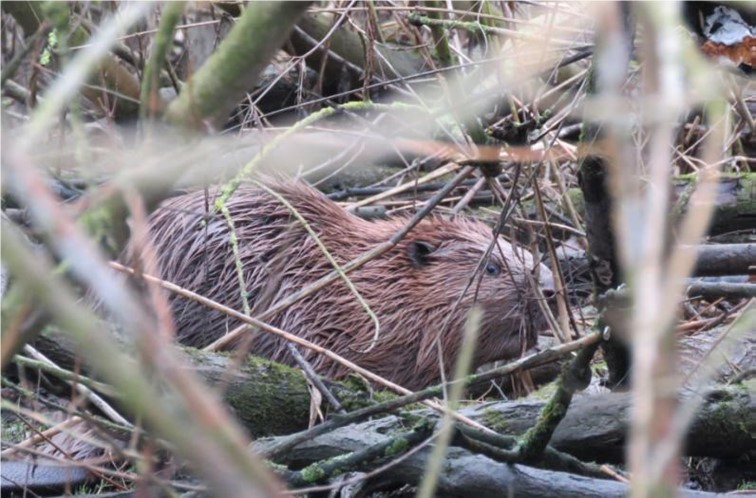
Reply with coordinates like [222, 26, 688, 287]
[539, 270, 557, 301]
[526, 265, 557, 334]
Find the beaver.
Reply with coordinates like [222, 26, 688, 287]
[138, 180, 555, 390]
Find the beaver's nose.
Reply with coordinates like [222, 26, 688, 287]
[539, 270, 556, 300]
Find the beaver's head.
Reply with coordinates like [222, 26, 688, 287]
[395, 216, 556, 375]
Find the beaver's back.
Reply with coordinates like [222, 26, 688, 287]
[146, 182, 353, 348]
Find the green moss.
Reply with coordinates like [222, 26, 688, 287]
[298, 454, 352, 483]
[714, 178, 752, 224]
[737, 378, 756, 391]
[79, 202, 126, 256]
[73, 481, 113, 495]
[480, 408, 511, 434]
[539, 397, 568, 420]
[564, 188, 585, 216]
[341, 373, 372, 392]
[299, 463, 327, 483]
[39, 30, 58, 66]
[244, 353, 301, 374]
[397, 411, 426, 428]
[592, 359, 608, 370]
[337, 374, 397, 411]
[675, 173, 755, 233]
[434, 115, 466, 143]
[528, 381, 559, 401]
[564, 173, 756, 223]
[266, 461, 288, 473]
[1, 416, 29, 444]
[218, 353, 311, 437]
[712, 389, 736, 403]
[732, 173, 755, 215]
[181, 345, 230, 361]
[325, 453, 350, 477]
[384, 436, 409, 457]
[698, 386, 753, 444]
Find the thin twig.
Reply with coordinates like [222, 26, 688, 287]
[286, 343, 345, 414]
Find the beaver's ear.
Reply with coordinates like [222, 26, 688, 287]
[407, 240, 438, 267]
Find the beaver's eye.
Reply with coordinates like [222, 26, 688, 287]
[485, 261, 501, 276]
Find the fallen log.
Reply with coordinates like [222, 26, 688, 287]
[27, 331, 755, 462]
[255, 415, 731, 498]
[560, 174, 756, 237]
[4, 327, 751, 495]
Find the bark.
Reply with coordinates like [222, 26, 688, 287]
[674, 174, 756, 236]
[254, 415, 732, 498]
[465, 387, 755, 464]
[29, 332, 755, 462]
[692, 243, 756, 276]
[561, 174, 756, 242]
[31, 333, 357, 438]
[0, 462, 90, 495]
[578, 152, 631, 389]
[557, 243, 756, 296]
[685, 281, 756, 299]
[6, 327, 751, 495]
[574, 3, 637, 391]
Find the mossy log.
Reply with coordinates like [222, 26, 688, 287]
[5, 329, 752, 495]
[30, 332, 380, 438]
[561, 173, 756, 238]
[29, 333, 755, 462]
[468, 386, 755, 464]
[254, 414, 733, 498]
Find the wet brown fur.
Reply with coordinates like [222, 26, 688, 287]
[136, 181, 554, 390]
